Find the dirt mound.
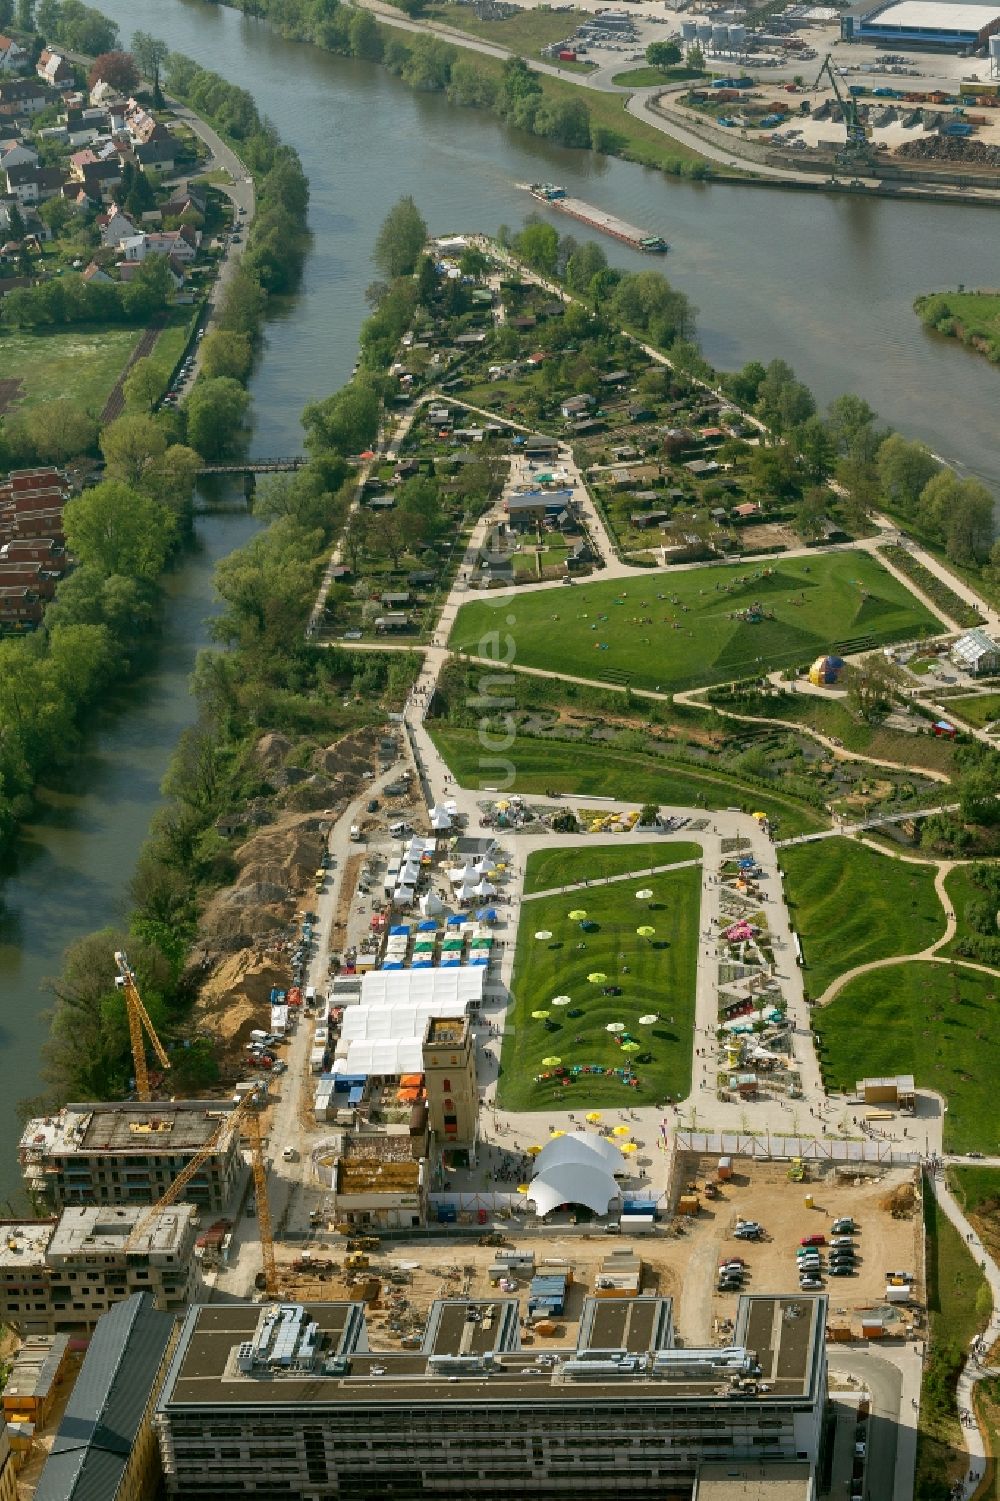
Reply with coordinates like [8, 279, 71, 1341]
[880, 1182, 916, 1218]
[234, 817, 325, 888]
[253, 731, 294, 771]
[313, 728, 378, 780]
[193, 951, 290, 1049]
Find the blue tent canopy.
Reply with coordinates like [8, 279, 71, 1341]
[389, 924, 410, 936]
[475, 907, 498, 921]
[417, 920, 438, 931]
[447, 915, 465, 927]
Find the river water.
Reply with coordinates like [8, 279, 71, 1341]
[0, 0, 996, 1200]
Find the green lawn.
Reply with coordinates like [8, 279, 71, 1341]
[523, 841, 701, 895]
[423, 2, 588, 52]
[813, 960, 1000, 1152]
[916, 289, 1000, 363]
[915, 1183, 990, 1500]
[781, 838, 945, 997]
[448, 552, 938, 694]
[938, 693, 1000, 730]
[610, 67, 676, 86]
[427, 725, 828, 836]
[940, 862, 1000, 964]
[0, 324, 145, 412]
[499, 862, 701, 1110]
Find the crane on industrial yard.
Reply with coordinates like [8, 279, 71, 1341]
[123, 1086, 278, 1296]
[814, 53, 875, 175]
[114, 950, 171, 1103]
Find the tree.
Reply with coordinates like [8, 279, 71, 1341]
[918, 470, 994, 564]
[723, 359, 766, 409]
[638, 802, 660, 825]
[183, 377, 250, 460]
[343, 5, 380, 58]
[401, 35, 455, 91]
[302, 380, 379, 455]
[459, 244, 487, 278]
[100, 413, 167, 487]
[38, 195, 72, 237]
[876, 433, 939, 517]
[132, 31, 169, 104]
[793, 415, 835, 483]
[749, 443, 798, 501]
[846, 652, 904, 724]
[373, 195, 427, 279]
[685, 42, 704, 70]
[122, 357, 162, 413]
[87, 51, 140, 93]
[144, 444, 202, 512]
[793, 486, 828, 542]
[959, 764, 1000, 826]
[62, 480, 175, 579]
[827, 392, 879, 454]
[7, 201, 25, 245]
[415, 253, 438, 307]
[199, 329, 252, 382]
[514, 220, 559, 277]
[565, 239, 607, 296]
[646, 40, 681, 67]
[23, 400, 96, 464]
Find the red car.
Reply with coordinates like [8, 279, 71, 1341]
[800, 1233, 826, 1247]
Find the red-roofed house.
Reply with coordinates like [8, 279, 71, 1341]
[36, 49, 73, 87]
[0, 35, 29, 74]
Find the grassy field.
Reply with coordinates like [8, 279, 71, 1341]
[813, 961, 1000, 1152]
[915, 1183, 990, 1500]
[499, 861, 700, 1110]
[610, 67, 675, 86]
[781, 839, 945, 997]
[523, 841, 701, 895]
[448, 552, 937, 694]
[0, 324, 145, 412]
[427, 725, 828, 836]
[423, 2, 586, 52]
[939, 862, 1000, 964]
[938, 693, 1000, 729]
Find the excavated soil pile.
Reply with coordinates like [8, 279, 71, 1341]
[880, 1181, 917, 1219]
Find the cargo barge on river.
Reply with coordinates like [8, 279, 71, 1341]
[522, 184, 668, 252]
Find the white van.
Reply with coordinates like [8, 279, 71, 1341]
[389, 820, 410, 837]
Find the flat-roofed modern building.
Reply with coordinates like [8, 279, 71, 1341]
[155, 1294, 827, 1499]
[0, 1205, 200, 1334]
[842, 0, 1000, 48]
[19, 1101, 243, 1214]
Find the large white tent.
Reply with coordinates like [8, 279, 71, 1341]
[527, 1163, 619, 1219]
[339, 999, 466, 1045]
[360, 967, 485, 1008]
[534, 1133, 626, 1177]
[333, 1039, 425, 1076]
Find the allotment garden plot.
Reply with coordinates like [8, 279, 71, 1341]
[449, 551, 938, 693]
[499, 860, 701, 1111]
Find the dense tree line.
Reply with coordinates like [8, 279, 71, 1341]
[1, 255, 176, 330]
[176, 0, 712, 179]
[32, 0, 118, 56]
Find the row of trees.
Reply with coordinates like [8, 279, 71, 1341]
[20, 0, 117, 55]
[2, 254, 177, 330]
[182, 0, 712, 178]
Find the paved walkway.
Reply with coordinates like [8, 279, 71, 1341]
[930, 1168, 1000, 1498]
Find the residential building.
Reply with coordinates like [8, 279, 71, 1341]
[98, 207, 138, 247]
[36, 49, 73, 87]
[951, 626, 1000, 676]
[19, 1100, 244, 1214]
[0, 35, 28, 73]
[155, 1294, 827, 1499]
[0, 139, 38, 171]
[0, 78, 49, 116]
[422, 1014, 477, 1144]
[35, 1293, 176, 1501]
[0, 585, 43, 629]
[0, 1205, 200, 1335]
[3, 162, 65, 203]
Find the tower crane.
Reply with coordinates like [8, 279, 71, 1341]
[114, 950, 171, 1103]
[124, 1087, 278, 1296]
[814, 53, 875, 176]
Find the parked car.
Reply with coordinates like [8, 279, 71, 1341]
[800, 1233, 826, 1247]
[366, 799, 380, 813]
[799, 1276, 824, 1290]
[832, 1218, 857, 1234]
[828, 1264, 854, 1277]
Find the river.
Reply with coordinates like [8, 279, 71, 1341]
[0, 0, 996, 1201]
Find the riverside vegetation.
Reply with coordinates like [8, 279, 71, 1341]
[0, 46, 308, 845]
[178, 0, 714, 179]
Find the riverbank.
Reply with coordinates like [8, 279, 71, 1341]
[915, 290, 1000, 366]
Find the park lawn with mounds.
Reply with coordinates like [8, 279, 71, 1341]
[813, 961, 1000, 1153]
[523, 840, 701, 895]
[498, 863, 700, 1110]
[448, 552, 937, 695]
[781, 838, 945, 998]
[939, 862, 1000, 965]
[0, 324, 145, 411]
[427, 725, 827, 836]
[938, 693, 1000, 730]
[915, 1182, 991, 1500]
[722, 687, 958, 777]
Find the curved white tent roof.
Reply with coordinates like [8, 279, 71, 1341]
[534, 1133, 626, 1177]
[527, 1163, 619, 1218]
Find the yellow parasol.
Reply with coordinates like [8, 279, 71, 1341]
[621, 1142, 638, 1154]
[612, 1125, 631, 1138]
[585, 1111, 602, 1123]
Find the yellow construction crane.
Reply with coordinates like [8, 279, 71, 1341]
[124, 1087, 278, 1296]
[114, 950, 171, 1103]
